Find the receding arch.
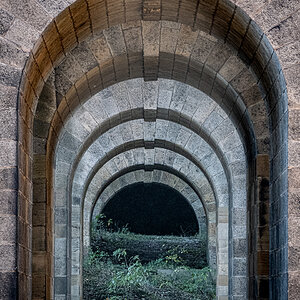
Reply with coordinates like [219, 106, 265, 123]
[92, 169, 206, 232]
[18, 1, 288, 300]
[52, 78, 246, 298]
[99, 181, 201, 235]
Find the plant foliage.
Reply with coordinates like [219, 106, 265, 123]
[84, 217, 216, 299]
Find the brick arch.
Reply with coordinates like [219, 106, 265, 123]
[83, 162, 217, 270]
[46, 20, 270, 153]
[47, 76, 247, 298]
[59, 94, 244, 299]
[91, 169, 208, 235]
[0, 0, 292, 299]
[96, 178, 205, 232]
[78, 147, 221, 288]
[88, 168, 210, 266]
[77, 138, 225, 241]
[66, 121, 242, 298]
[46, 21, 269, 157]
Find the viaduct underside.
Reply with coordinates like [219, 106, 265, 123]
[0, 0, 299, 299]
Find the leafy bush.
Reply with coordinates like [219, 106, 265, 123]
[91, 228, 208, 269]
[84, 241, 215, 299]
[84, 217, 215, 299]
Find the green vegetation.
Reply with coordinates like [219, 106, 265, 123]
[83, 215, 216, 299]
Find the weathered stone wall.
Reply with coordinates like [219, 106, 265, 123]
[0, 0, 298, 299]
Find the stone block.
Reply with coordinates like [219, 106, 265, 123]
[0, 9, 13, 35]
[0, 244, 16, 271]
[211, 117, 236, 143]
[233, 258, 247, 276]
[0, 139, 17, 167]
[0, 271, 17, 298]
[0, 167, 17, 190]
[103, 25, 126, 56]
[70, 42, 97, 73]
[123, 24, 143, 52]
[0, 189, 17, 215]
[0, 214, 16, 243]
[218, 55, 242, 82]
[0, 37, 28, 69]
[0, 62, 21, 88]
[217, 285, 228, 296]
[10, 0, 50, 30]
[142, 21, 160, 57]
[232, 276, 247, 297]
[0, 83, 18, 109]
[56, 55, 84, 86]
[55, 208, 67, 225]
[54, 276, 67, 295]
[60, 131, 82, 150]
[88, 32, 111, 64]
[202, 110, 224, 134]
[232, 69, 257, 97]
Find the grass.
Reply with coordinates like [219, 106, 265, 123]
[83, 249, 216, 300]
[84, 226, 216, 300]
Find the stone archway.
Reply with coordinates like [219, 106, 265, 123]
[0, 1, 297, 300]
[29, 5, 286, 300]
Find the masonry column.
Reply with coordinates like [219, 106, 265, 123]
[256, 155, 270, 299]
[0, 82, 19, 299]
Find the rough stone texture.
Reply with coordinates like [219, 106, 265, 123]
[0, 0, 296, 299]
[49, 78, 247, 299]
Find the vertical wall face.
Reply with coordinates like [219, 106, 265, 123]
[51, 75, 248, 299]
[0, 90, 18, 297]
[0, 13, 29, 299]
[32, 74, 56, 299]
[0, 0, 297, 299]
[249, 155, 270, 299]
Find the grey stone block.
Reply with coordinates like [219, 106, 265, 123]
[8, 0, 50, 31]
[0, 215, 16, 243]
[0, 245, 16, 271]
[65, 116, 90, 142]
[0, 83, 17, 109]
[0, 62, 21, 88]
[70, 42, 98, 72]
[233, 225, 247, 239]
[55, 208, 67, 224]
[0, 167, 17, 189]
[35, 0, 68, 16]
[0, 190, 17, 214]
[0, 271, 17, 298]
[0, 37, 27, 68]
[103, 25, 126, 56]
[5, 18, 39, 52]
[0, 140, 17, 167]
[0, 9, 14, 35]
[54, 277, 67, 295]
[233, 258, 247, 276]
[232, 276, 247, 297]
[60, 131, 82, 150]
[202, 110, 225, 133]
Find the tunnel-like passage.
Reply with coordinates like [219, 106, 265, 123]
[0, 0, 291, 297]
[101, 182, 200, 236]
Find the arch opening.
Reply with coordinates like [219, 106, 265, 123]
[100, 182, 200, 236]
[14, 1, 288, 298]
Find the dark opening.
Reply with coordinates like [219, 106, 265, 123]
[101, 182, 199, 236]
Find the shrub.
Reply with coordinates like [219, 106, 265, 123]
[83, 229, 216, 299]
